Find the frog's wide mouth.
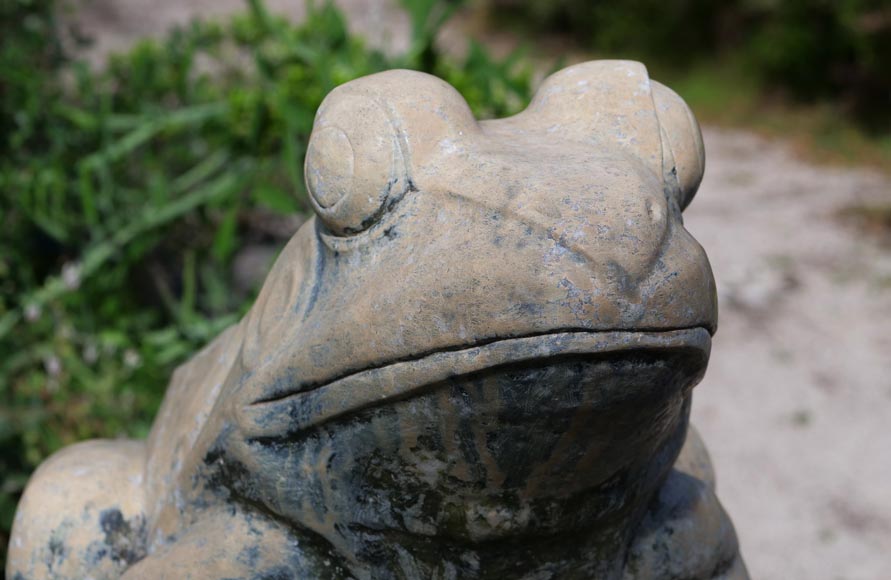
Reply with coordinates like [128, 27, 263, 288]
[240, 327, 710, 439]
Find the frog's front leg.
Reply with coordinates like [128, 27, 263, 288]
[6, 439, 148, 580]
[624, 426, 749, 580]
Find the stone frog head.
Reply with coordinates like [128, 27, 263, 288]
[8, 61, 746, 580]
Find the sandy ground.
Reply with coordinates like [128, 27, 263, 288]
[65, 1, 891, 578]
[687, 129, 891, 580]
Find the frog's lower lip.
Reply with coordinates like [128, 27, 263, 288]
[241, 327, 710, 438]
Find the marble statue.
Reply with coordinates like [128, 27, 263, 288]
[7, 60, 747, 579]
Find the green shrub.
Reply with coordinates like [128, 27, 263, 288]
[743, 0, 890, 120]
[0, 0, 532, 570]
[492, 0, 891, 127]
[508, 0, 727, 61]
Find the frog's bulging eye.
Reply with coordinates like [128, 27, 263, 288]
[306, 127, 354, 209]
[651, 81, 705, 211]
[305, 95, 407, 236]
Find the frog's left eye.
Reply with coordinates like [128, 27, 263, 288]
[305, 94, 407, 236]
[651, 81, 705, 211]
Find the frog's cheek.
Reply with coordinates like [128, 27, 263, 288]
[305, 95, 408, 236]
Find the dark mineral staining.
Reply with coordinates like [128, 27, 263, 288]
[46, 534, 67, 570]
[253, 567, 296, 580]
[98, 508, 147, 566]
[202, 439, 263, 506]
[304, 235, 328, 317]
[87, 545, 109, 566]
[238, 545, 261, 568]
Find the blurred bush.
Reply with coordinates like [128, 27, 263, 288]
[0, 0, 531, 569]
[491, 0, 891, 127]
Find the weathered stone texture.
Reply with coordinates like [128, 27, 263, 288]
[8, 60, 746, 579]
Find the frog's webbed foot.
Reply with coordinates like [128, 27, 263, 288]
[6, 439, 148, 580]
[624, 426, 749, 580]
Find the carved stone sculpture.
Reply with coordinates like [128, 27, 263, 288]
[8, 60, 748, 579]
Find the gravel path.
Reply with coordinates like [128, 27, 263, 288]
[687, 128, 891, 580]
[66, 2, 891, 578]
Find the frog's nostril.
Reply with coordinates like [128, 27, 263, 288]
[645, 198, 665, 225]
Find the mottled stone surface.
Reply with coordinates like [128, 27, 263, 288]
[7, 60, 747, 579]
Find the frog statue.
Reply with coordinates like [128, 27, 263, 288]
[7, 61, 748, 580]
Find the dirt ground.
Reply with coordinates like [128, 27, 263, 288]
[687, 129, 891, 580]
[67, 1, 891, 578]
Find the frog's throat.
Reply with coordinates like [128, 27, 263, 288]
[239, 327, 710, 438]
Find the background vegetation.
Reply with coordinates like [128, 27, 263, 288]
[492, 0, 891, 129]
[485, 0, 891, 168]
[0, 0, 532, 570]
[0, 0, 887, 574]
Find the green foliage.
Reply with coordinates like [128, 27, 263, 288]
[514, 0, 726, 61]
[494, 0, 891, 127]
[0, 0, 532, 569]
[743, 0, 890, 116]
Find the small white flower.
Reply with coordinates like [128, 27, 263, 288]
[24, 303, 41, 322]
[44, 355, 62, 377]
[123, 349, 141, 369]
[61, 262, 82, 290]
[83, 343, 99, 364]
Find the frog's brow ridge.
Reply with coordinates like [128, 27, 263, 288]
[442, 189, 603, 267]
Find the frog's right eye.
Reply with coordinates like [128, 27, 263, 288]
[305, 95, 408, 236]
